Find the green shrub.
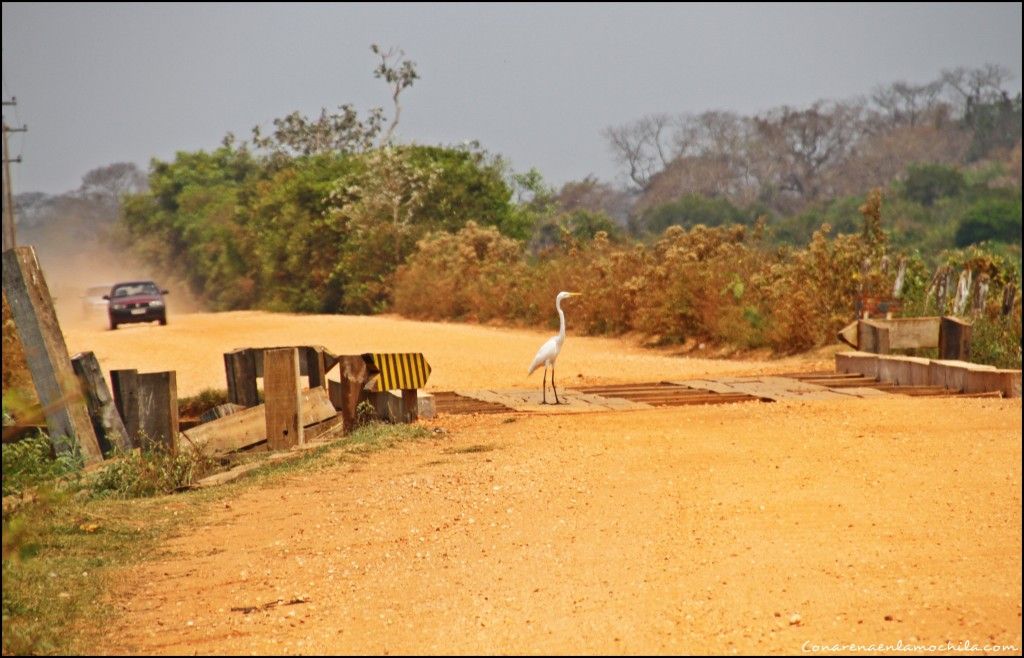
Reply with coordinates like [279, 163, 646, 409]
[87, 447, 217, 499]
[2, 435, 83, 498]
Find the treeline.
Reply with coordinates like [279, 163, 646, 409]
[15, 58, 1022, 365]
[606, 65, 1021, 220]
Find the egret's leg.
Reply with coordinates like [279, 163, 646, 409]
[542, 366, 548, 404]
[552, 366, 561, 404]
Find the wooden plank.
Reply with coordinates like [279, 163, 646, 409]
[137, 371, 178, 453]
[713, 378, 824, 401]
[836, 321, 859, 349]
[939, 316, 972, 361]
[264, 347, 302, 450]
[1, 246, 102, 463]
[830, 387, 891, 398]
[71, 351, 131, 455]
[110, 369, 140, 447]
[182, 387, 335, 456]
[224, 348, 259, 407]
[199, 403, 245, 423]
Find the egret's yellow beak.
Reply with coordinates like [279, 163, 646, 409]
[568, 292, 582, 296]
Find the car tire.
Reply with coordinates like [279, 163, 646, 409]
[159, 315, 167, 326]
[109, 318, 118, 330]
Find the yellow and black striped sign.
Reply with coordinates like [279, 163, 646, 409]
[363, 353, 431, 392]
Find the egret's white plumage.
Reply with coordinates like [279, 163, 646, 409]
[528, 291, 580, 403]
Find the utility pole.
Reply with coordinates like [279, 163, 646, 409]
[3, 97, 27, 252]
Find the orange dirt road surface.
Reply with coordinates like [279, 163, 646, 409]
[62, 312, 1021, 655]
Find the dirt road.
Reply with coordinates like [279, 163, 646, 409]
[61, 310, 835, 397]
[67, 312, 1021, 655]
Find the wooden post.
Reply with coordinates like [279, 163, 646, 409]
[225, 348, 259, 407]
[71, 351, 131, 455]
[1, 246, 102, 463]
[335, 355, 372, 433]
[401, 389, 418, 423]
[857, 320, 891, 354]
[137, 371, 178, 453]
[264, 348, 302, 450]
[939, 316, 972, 361]
[303, 346, 327, 389]
[110, 369, 140, 447]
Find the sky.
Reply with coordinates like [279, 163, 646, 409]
[2, 2, 1022, 195]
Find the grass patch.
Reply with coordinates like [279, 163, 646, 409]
[2, 420, 432, 655]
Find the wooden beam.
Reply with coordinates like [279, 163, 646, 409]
[136, 371, 178, 453]
[963, 368, 1021, 398]
[224, 348, 259, 407]
[939, 316, 972, 361]
[333, 355, 372, 433]
[263, 347, 302, 450]
[1, 246, 102, 463]
[181, 387, 335, 455]
[835, 351, 880, 379]
[929, 360, 995, 392]
[303, 346, 327, 389]
[857, 320, 891, 354]
[401, 389, 418, 422]
[71, 351, 131, 455]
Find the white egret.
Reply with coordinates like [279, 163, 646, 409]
[527, 291, 582, 404]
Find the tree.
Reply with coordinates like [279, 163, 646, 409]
[372, 44, 419, 146]
[325, 146, 441, 312]
[77, 162, 148, 206]
[638, 193, 746, 235]
[870, 79, 946, 129]
[251, 43, 418, 157]
[602, 114, 680, 189]
[752, 100, 866, 206]
[903, 163, 965, 206]
[955, 197, 1023, 247]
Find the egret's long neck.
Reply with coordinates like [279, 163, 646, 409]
[556, 297, 567, 344]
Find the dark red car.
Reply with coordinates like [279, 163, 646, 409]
[104, 281, 169, 330]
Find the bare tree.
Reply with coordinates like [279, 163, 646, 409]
[752, 100, 866, 203]
[941, 64, 1013, 115]
[871, 79, 946, 128]
[372, 44, 419, 146]
[602, 113, 679, 189]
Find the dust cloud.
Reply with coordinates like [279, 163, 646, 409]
[31, 240, 207, 333]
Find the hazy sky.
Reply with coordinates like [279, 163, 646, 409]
[2, 2, 1021, 195]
